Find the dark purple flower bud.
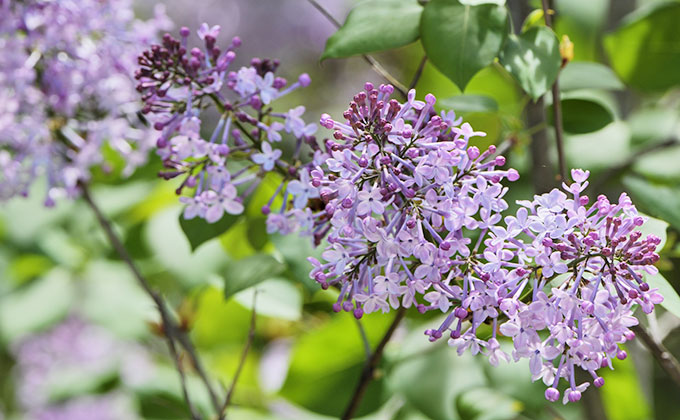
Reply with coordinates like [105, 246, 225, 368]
[593, 377, 605, 388]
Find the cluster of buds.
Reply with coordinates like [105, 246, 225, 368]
[136, 24, 318, 223]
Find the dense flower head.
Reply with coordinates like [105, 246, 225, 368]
[284, 83, 519, 320]
[436, 169, 662, 403]
[12, 316, 152, 419]
[0, 0, 170, 205]
[136, 24, 318, 223]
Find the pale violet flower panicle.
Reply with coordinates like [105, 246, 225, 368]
[0, 0, 171, 205]
[449, 168, 663, 403]
[294, 83, 518, 326]
[136, 24, 320, 224]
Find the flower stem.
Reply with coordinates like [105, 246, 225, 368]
[341, 307, 406, 420]
[541, 0, 567, 182]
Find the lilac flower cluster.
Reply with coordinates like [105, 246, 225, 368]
[281, 84, 664, 403]
[0, 0, 170, 205]
[284, 84, 519, 317]
[11, 316, 152, 419]
[136, 24, 319, 223]
[476, 170, 662, 403]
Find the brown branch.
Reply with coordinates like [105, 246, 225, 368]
[341, 308, 407, 420]
[305, 0, 408, 98]
[632, 324, 680, 389]
[80, 184, 223, 415]
[167, 333, 202, 420]
[218, 292, 258, 420]
[541, 0, 567, 182]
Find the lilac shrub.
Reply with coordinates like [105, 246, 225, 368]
[0, 0, 170, 204]
[136, 24, 319, 223]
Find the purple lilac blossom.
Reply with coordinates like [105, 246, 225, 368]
[0, 0, 171, 205]
[136, 24, 319, 223]
[286, 84, 519, 320]
[11, 316, 152, 419]
[453, 169, 663, 403]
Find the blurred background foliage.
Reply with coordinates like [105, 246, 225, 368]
[2, 0, 680, 419]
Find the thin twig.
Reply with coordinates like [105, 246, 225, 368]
[305, 0, 408, 98]
[341, 308, 407, 420]
[354, 317, 372, 362]
[541, 0, 567, 182]
[408, 55, 428, 91]
[167, 335, 202, 420]
[632, 324, 680, 389]
[218, 291, 258, 420]
[80, 184, 223, 414]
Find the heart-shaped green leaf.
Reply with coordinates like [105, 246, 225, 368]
[499, 26, 561, 99]
[421, 0, 509, 90]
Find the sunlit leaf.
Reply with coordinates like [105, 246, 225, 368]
[420, 0, 509, 89]
[439, 94, 499, 113]
[604, 2, 680, 91]
[623, 176, 680, 232]
[560, 61, 624, 91]
[499, 26, 561, 99]
[321, 0, 423, 60]
[223, 254, 285, 299]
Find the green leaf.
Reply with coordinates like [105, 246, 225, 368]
[390, 343, 486, 420]
[634, 146, 680, 183]
[565, 122, 630, 171]
[280, 311, 393, 417]
[223, 254, 285, 299]
[499, 26, 561, 99]
[145, 207, 227, 286]
[420, 0, 509, 89]
[271, 234, 322, 293]
[234, 278, 302, 321]
[623, 176, 680, 232]
[179, 211, 242, 252]
[604, 2, 680, 91]
[246, 216, 269, 251]
[321, 0, 423, 60]
[438, 94, 499, 113]
[646, 272, 680, 319]
[559, 62, 624, 91]
[600, 346, 652, 420]
[456, 387, 522, 420]
[548, 91, 615, 134]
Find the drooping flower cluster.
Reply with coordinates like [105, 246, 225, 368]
[290, 84, 663, 403]
[0, 0, 170, 205]
[287, 84, 519, 319]
[470, 169, 662, 403]
[136, 24, 319, 223]
[11, 316, 152, 419]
